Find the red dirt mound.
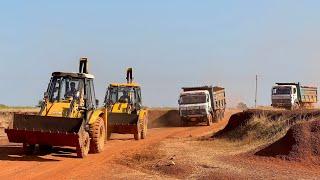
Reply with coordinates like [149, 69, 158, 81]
[256, 119, 320, 164]
[0, 111, 37, 142]
[214, 109, 320, 138]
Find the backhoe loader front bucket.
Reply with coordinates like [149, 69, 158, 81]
[5, 114, 85, 147]
[107, 113, 139, 134]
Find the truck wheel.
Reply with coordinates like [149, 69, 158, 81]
[77, 132, 90, 158]
[291, 103, 299, 110]
[181, 117, 187, 127]
[89, 117, 106, 153]
[141, 116, 148, 139]
[206, 114, 213, 126]
[218, 111, 223, 121]
[23, 143, 35, 155]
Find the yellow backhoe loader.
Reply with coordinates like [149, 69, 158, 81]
[104, 68, 148, 140]
[5, 58, 106, 158]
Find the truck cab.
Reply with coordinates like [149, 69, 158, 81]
[178, 90, 212, 119]
[271, 84, 298, 109]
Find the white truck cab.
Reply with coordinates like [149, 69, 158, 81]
[271, 82, 318, 110]
[178, 90, 212, 119]
[178, 86, 226, 126]
[271, 85, 298, 109]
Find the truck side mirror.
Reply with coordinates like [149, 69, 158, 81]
[178, 99, 181, 104]
[96, 99, 99, 107]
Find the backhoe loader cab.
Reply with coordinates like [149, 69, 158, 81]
[41, 72, 97, 117]
[6, 58, 106, 158]
[105, 83, 142, 113]
[104, 68, 148, 140]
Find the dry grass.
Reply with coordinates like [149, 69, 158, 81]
[224, 114, 292, 146]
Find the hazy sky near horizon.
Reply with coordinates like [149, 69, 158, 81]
[0, 1, 320, 107]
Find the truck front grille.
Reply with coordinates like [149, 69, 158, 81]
[181, 109, 205, 116]
[272, 99, 291, 105]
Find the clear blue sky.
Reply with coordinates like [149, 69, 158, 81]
[0, 1, 319, 107]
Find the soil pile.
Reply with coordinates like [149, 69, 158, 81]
[256, 119, 320, 164]
[214, 109, 320, 139]
[147, 109, 180, 128]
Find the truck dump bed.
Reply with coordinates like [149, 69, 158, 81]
[300, 86, 317, 103]
[182, 86, 226, 110]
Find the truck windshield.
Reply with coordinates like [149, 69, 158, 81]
[272, 86, 291, 95]
[180, 94, 207, 104]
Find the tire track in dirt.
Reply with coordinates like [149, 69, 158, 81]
[0, 110, 236, 179]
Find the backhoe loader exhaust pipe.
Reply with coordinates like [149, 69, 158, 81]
[79, 57, 89, 74]
[126, 68, 133, 84]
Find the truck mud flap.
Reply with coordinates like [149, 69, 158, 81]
[107, 113, 139, 134]
[5, 114, 84, 147]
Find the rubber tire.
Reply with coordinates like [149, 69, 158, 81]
[134, 121, 141, 140]
[89, 117, 106, 153]
[23, 143, 35, 155]
[291, 103, 299, 110]
[181, 118, 187, 127]
[106, 129, 112, 140]
[206, 114, 213, 126]
[141, 116, 147, 139]
[76, 132, 90, 158]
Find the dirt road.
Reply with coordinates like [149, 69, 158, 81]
[0, 110, 235, 180]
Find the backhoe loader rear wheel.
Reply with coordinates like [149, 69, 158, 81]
[141, 116, 148, 139]
[76, 132, 90, 158]
[89, 117, 106, 153]
[23, 143, 35, 155]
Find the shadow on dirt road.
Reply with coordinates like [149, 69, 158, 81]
[0, 145, 84, 161]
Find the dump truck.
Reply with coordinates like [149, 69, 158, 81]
[104, 68, 148, 140]
[271, 82, 318, 110]
[178, 86, 226, 126]
[5, 58, 107, 158]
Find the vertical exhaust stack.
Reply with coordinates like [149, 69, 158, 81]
[126, 67, 133, 83]
[79, 57, 89, 74]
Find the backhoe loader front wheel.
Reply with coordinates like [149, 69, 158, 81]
[76, 132, 90, 158]
[141, 116, 148, 139]
[134, 121, 141, 140]
[89, 117, 106, 153]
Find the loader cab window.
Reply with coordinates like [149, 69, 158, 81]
[106, 86, 135, 105]
[106, 87, 118, 105]
[48, 76, 84, 102]
[85, 79, 96, 109]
